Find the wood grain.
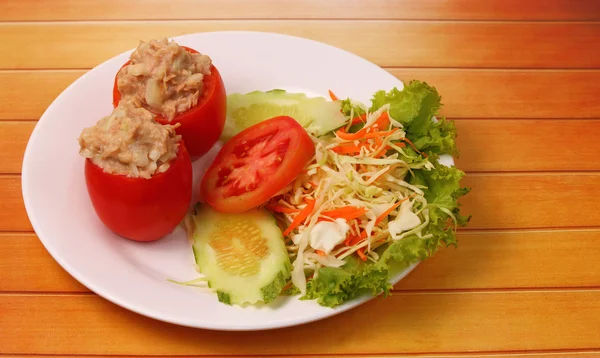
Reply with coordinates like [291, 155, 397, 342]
[0, 176, 31, 231]
[3, 230, 600, 293]
[2, 69, 599, 121]
[5, 173, 600, 232]
[4, 120, 600, 174]
[453, 119, 600, 172]
[0, 233, 87, 292]
[0, 70, 81, 120]
[389, 69, 600, 119]
[0, 22, 598, 69]
[461, 173, 600, 229]
[2, 291, 600, 354]
[399, 229, 600, 290]
[0, 122, 34, 173]
[2, 0, 599, 21]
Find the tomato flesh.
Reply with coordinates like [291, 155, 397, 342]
[201, 116, 315, 213]
[112, 46, 227, 160]
[85, 142, 193, 242]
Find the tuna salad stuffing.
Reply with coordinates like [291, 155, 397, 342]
[116, 38, 213, 121]
[78, 100, 181, 179]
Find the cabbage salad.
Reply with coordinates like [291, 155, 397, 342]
[263, 81, 471, 307]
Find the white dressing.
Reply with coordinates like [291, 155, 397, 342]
[388, 199, 421, 239]
[308, 218, 350, 254]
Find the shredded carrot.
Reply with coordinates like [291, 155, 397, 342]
[308, 181, 319, 187]
[369, 164, 397, 182]
[372, 144, 393, 158]
[335, 127, 367, 141]
[356, 248, 368, 261]
[374, 194, 418, 224]
[335, 112, 390, 140]
[321, 206, 368, 221]
[316, 250, 327, 257]
[374, 202, 402, 225]
[350, 113, 367, 125]
[401, 137, 427, 157]
[331, 143, 368, 155]
[283, 199, 315, 236]
[373, 112, 390, 129]
[373, 133, 383, 147]
[344, 232, 357, 246]
[265, 204, 298, 214]
[328, 89, 339, 101]
[345, 230, 367, 246]
[363, 128, 398, 139]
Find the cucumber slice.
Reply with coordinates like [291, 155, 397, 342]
[222, 89, 348, 141]
[191, 204, 291, 305]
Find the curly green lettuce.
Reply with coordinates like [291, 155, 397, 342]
[370, 81, 458, 156]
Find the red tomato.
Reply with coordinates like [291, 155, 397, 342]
[113, 46, 227, 161]
[201, 116, 315, 213]
[85, 142, 193, 242]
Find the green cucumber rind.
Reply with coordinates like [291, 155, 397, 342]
[222, 89, 347, 141]
[217, 291, 232, 305]
[191, 205, 292, 306]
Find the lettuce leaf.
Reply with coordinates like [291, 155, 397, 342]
[370, 81, 458, 156]
[410, 161, 471, 248]
[301, 234, 444, 307]
[340, 98, 366, 118]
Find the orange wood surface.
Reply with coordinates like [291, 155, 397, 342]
[1, 1, 599, 357]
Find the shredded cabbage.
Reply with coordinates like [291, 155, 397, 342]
[266, 81, 471, 306]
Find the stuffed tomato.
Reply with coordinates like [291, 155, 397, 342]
[113, 38, 227, 160]
[79, 102, 193, 242]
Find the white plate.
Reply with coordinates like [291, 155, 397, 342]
[22, 31, 453, 331]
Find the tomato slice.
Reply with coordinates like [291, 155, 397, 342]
[201, 116, 315, 213]
[85, 142, 193, 242]
[112, 46, 227, 161]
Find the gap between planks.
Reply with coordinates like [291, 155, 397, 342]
[0, 350, 599, 356]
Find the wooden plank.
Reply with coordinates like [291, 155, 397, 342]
[0, 70, 82, 121]
[1, 291, 599, 354]
[3, 120, 600, 174]
[4, 173, 600, 232]
[3, 230, 599, 293]
[3, 69, 599, 121]
[398, 229, 600, 290]
[453, 119, 600, 172]
[0, 176, 31, 231]
[1, 0, 599, 21]
[389, 69, 600, 119]
[0, 122, 35, 173]
[461, 173, 600, 229]
[0, 233, 87, 292]
[0, 22, 598, 69]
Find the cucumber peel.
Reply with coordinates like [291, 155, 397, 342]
[190, 204, 291, 305]
[221, 89, 347, 141]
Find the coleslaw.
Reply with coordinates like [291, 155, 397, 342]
[263, 81, 471, 306]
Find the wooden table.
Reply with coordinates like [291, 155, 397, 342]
[2, 1, 600, 356]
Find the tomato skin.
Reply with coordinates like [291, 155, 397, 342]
[201, 116, 315, 213]
[112, 46, 227, 161]
[85, 142, 193, 242]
